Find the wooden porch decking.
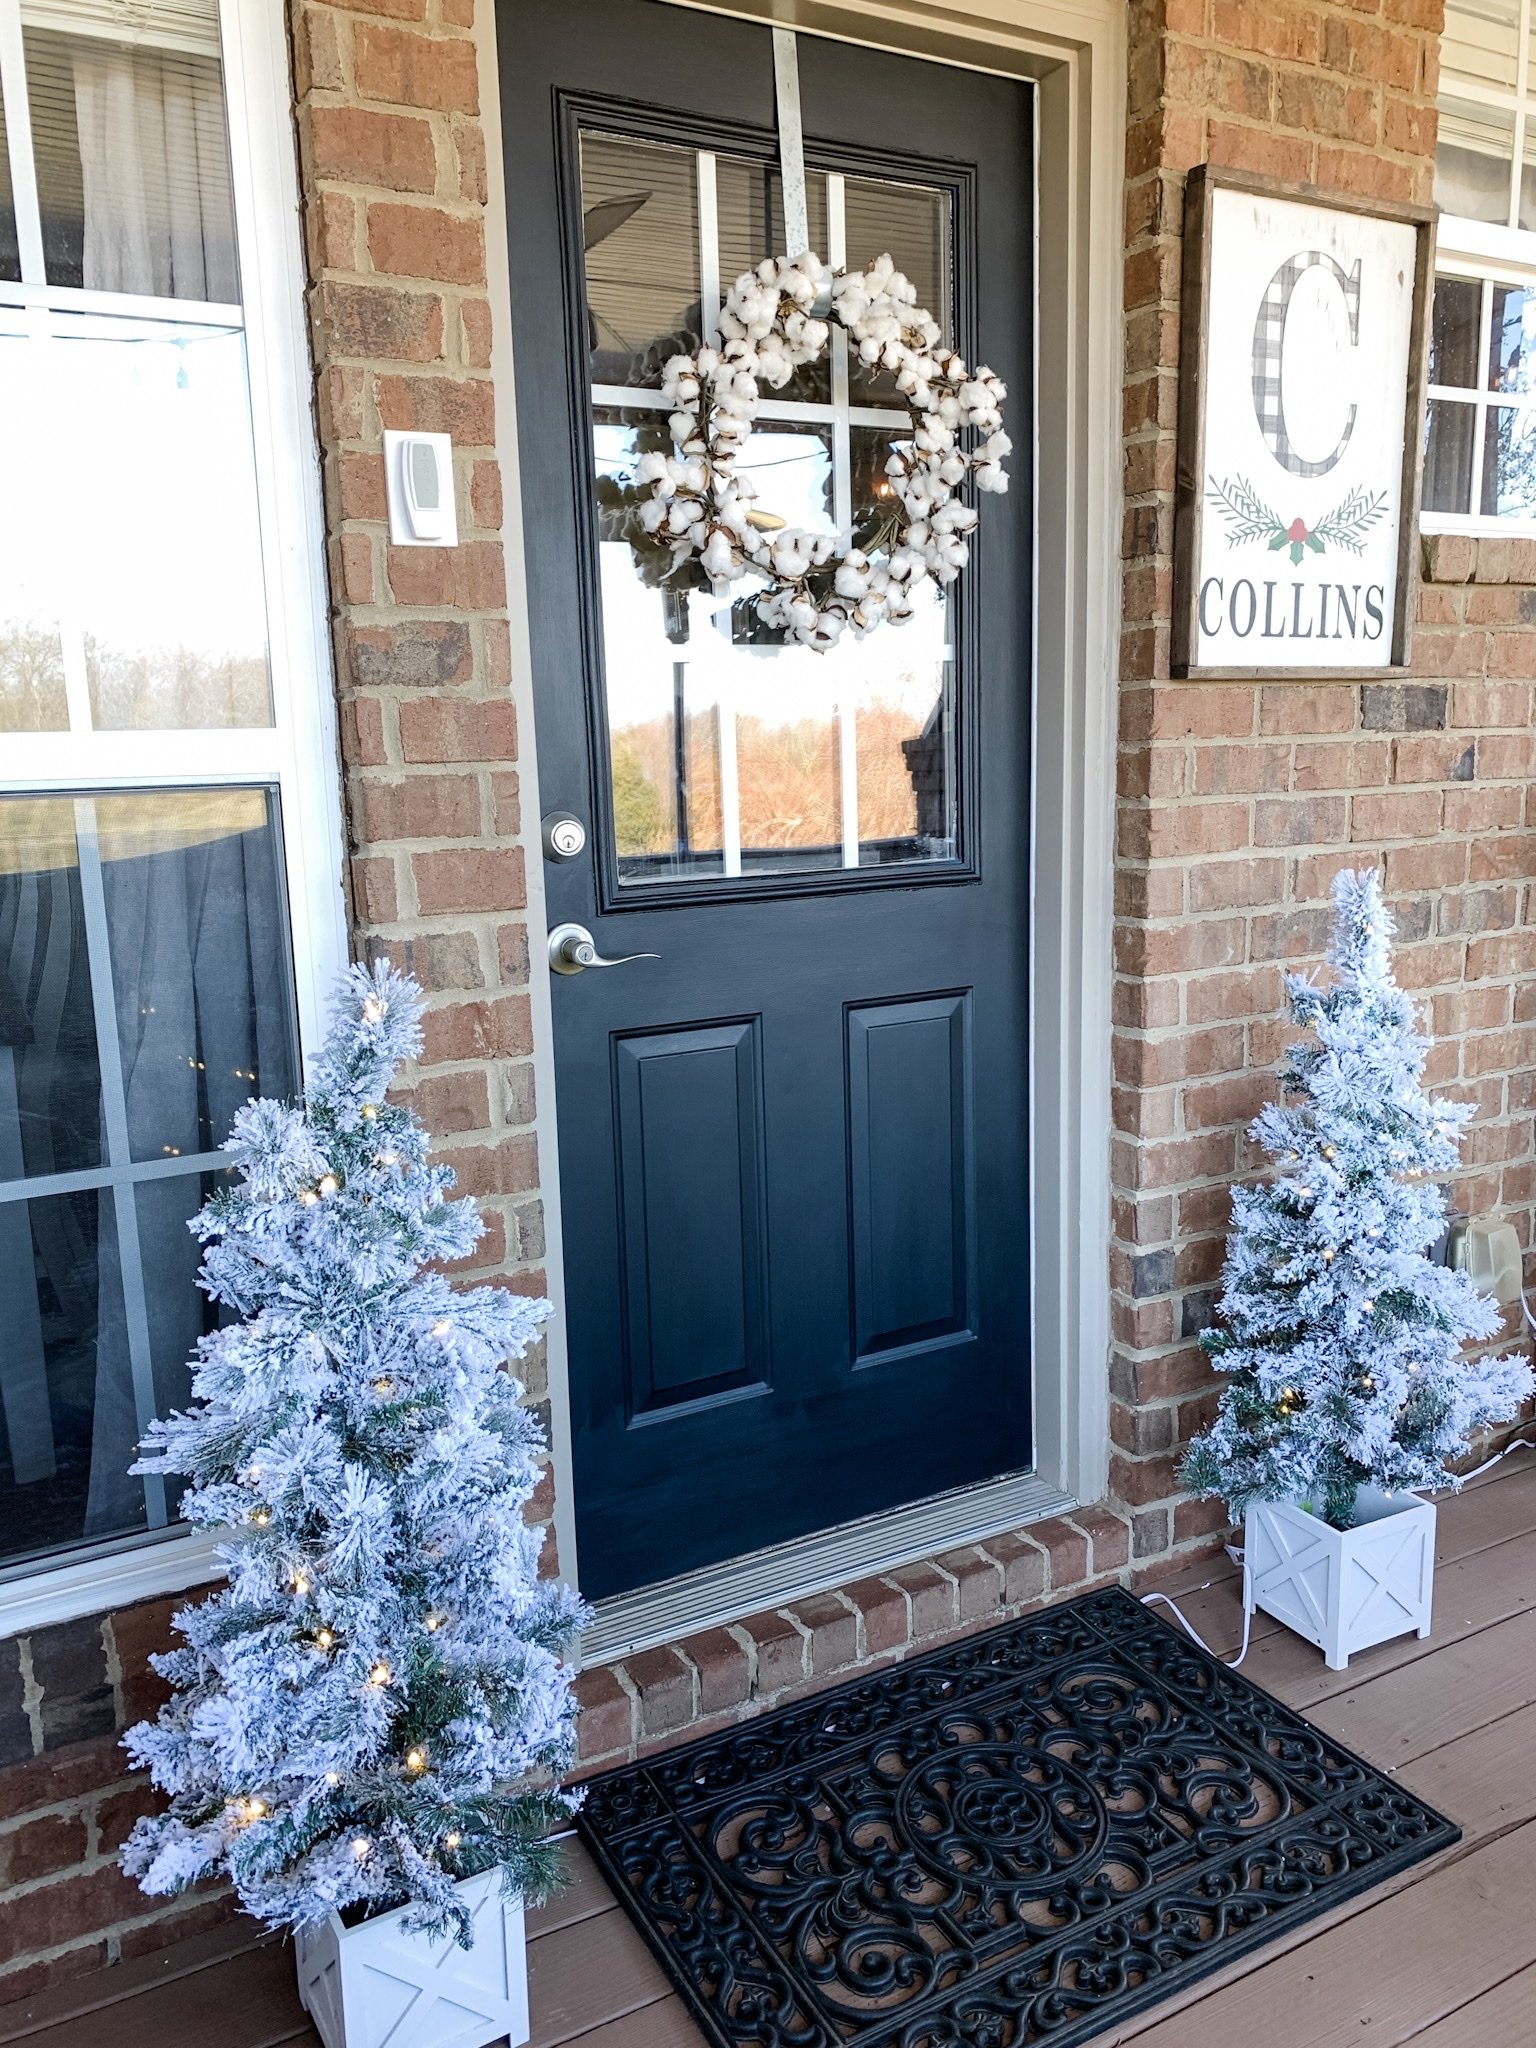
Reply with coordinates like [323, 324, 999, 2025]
[4, 1450, 1535, 2048]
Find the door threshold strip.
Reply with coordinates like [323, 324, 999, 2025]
[581, 1468, 1075, 1665]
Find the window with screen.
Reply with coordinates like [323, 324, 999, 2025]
[1427, 0, 1536, 529]
[0, 0, 339, 1577]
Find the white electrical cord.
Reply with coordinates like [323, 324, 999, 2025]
[1141, 1424, 1534, 1668]
[1141, 1552, 1254, 1669]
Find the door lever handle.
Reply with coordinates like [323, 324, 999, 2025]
[548, 922, 660, 976]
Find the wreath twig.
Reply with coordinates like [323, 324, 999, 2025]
[637, 253, 1009, 651]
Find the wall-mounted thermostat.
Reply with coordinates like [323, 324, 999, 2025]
[383, 430, 457, 548]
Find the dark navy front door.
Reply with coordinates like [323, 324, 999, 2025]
[504, 0, 1035, 1600]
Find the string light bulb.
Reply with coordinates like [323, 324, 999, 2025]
[352, 1835, 371, 1859]
[1322, 1249, 1335, 1264]
[368, 1661, 392, 1688]
[444, 1831, 461, 1850]
[1362, 1299, 1375, 1314]
[250, 1506, 270, 1527]
[373, 1376, 395, 1397]
[299, 1188, 319, 1206]
[325, 1770, 341, 1786]
[292, 1571, 311, 1597]
[363, 996, 383, 1023]
[315, 1628, 335, 1651]
[361, 1103, 378, 1121]
[405, 1747, 427, 1775]
[317, 1174, 339, 1198]
[431, 1320, 450, 1338]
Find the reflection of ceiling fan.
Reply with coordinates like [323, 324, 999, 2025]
[583, 191, 652, 356]
[583, 192, 651, 250]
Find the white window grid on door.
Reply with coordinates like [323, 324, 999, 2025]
[590, 146, 948, 878]
[1428, 0, 1536, 532]
[0, 0, 345, 1605]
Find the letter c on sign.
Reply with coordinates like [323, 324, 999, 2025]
[1251, 252, 1362, 478]
[1198, 578, 1224, 638]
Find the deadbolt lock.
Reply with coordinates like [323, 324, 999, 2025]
[541, 810, 587, 861]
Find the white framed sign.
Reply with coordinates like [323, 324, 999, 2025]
[1172, 169, 1436, 679]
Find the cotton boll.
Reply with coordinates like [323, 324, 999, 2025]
[701, 531, 738, 580]
[974, 463, 1008, 494]
[638, 498, 669, 533]
[835, 560, 870, 600]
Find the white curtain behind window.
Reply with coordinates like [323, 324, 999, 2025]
[72, 40, 237, 302]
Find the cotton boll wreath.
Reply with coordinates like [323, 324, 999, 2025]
[632, 251, 1010, 652]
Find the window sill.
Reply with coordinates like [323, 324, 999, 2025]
[1420, 512, 1536, 539]
[0, 1526, 225, 1639]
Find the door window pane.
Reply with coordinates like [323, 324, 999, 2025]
[844, 176, 950, 405]
[583, 133, 962, 891]
[715, 155, 831, 404]
[25, 19, 238, 301]
[0, 787, 299, 1566]
[582, 133, 702, 387]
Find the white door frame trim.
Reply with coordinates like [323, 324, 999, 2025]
[478, 0, 1123, 1633]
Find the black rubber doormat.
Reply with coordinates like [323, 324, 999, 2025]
[578, 1585, 1457, 2047]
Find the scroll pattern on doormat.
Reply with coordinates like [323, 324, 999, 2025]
[577, 1585, 1457, 2047]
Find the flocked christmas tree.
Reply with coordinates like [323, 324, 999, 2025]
[121, 964, 587, 1944]
[1182, 868, 1533, 1531]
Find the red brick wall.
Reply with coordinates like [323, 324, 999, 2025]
[0, 1603, 230, 2003]
[288, 0, 555, 1464]
[1113, 0, 1536, 1563]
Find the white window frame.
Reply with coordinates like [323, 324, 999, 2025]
[0, 0, 346, 1634]
[1426, 0, 1536, 535]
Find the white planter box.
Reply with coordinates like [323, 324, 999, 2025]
[294, 1867, 530, 2048]
[1245, 1488, 1436, 1671]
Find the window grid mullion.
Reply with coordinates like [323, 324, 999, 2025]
[1515, 0, 1534, 224]
[72, 797, 169, 1529]
[0, 0, 46, 283]
[1471, 278, 1495, 513]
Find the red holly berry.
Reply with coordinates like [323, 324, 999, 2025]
[1287, 517, 1309, 543]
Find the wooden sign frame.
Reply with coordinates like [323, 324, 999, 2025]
[1171, 167, 1437, 681]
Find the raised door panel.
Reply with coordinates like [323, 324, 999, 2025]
[613, 1020, 769, 1419]
[847, 993, 974, 1361]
